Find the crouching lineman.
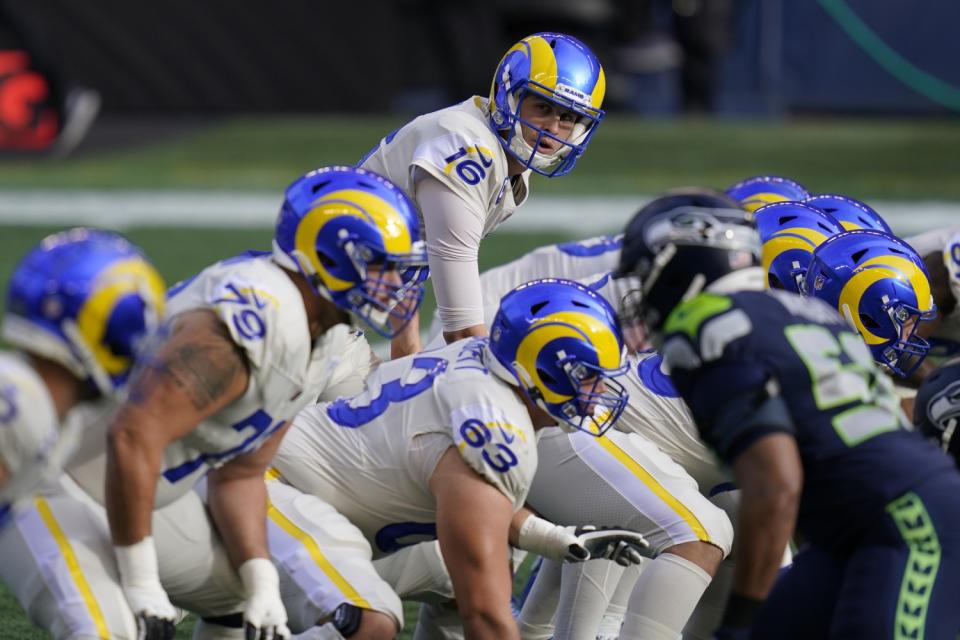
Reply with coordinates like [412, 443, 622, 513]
[615, 198, 960, 638]
[0, 229, 167, 635]
[1, 166, 429, 640]
[267, 279, 649, 639]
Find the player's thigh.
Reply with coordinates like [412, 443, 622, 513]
[0, 476, 137, 640]
[751, 544, 842, 640]
[833, 478, 960, 640]
[154, 489, 245, 617]
[528, 428, 733, 557]
[266, 480, 403, 633]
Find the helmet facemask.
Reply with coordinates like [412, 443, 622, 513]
[495, 83, 603, 178]
[858, 299, 935, 377]
[514, 345, 629, 437]
[317, 232, 428, 339]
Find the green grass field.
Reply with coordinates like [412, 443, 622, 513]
[0, 114, 958, 637]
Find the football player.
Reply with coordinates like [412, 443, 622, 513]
[615, 199, 960, 639]
[913, 356, 960, 466]
[0, 166, 429, 640]
[903, 225, 960, 379]
[267, 279, 648, 640]
[725, 175, 810, 213]
[359, 32, 606, 357]
[801, 229, 936, 379]
[754, 201, 844, 293]
[0, 229, 165, 528]
[424, 189, 752, 640]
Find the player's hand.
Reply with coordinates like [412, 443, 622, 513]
[239, 558, 290, 640]
[712, 625, 751, 640]
[120, 580, 177, 640]
[566, 525, 649, 566]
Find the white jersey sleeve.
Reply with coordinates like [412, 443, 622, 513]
[360, 97, 528, 239]
[479, 235, 624, 310]
[0, 353, 66, 515]
[438, 370, 538, 510]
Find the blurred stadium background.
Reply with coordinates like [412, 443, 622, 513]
[0, 0, 957, 637]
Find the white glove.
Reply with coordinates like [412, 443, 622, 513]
[517, 515, 649, 566]
[114, 537, 177, 640]
[239, 558, 290, 640]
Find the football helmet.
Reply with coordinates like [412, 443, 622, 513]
[273, 166, 429, 338]
[726, 175, 810, 213]
[488, 32, 605, 178]
[2, 228, 166, 396]
[803, 229, 936, 377]
[488, 278, 628, 436]
[755, 201, 845, 293]
[803, 194, 892, 233]
[914, 359, 960, 465]
[614, 193, 761, 334]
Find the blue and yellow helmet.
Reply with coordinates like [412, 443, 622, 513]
[803, 229, 936, 377]
[488, 278, 628, 436]
[726, 175, 810, 213]
[488, 32, 605, 178]
[803, 194, 892, 233]
[756, 201, 844, 293]
[273, 166, 429, 338]
[2, 228, 166, 396]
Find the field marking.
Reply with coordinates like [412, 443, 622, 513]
[0, 190, 956, 235]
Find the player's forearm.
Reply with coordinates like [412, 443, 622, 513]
[731, 484, 798, 599]
[443, 323, 488, 344]
[105, 422, 163, 545]
[460, 609, 521, 640]
[207, 470, 271, 566]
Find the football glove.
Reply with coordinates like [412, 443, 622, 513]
[239, 558, 290, 640]
[114, 537, 177, 640]
[517, 515, 648, 565]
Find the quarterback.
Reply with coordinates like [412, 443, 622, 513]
[360, 32, 606, 356]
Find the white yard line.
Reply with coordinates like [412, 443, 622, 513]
[0, 190, 955, 235]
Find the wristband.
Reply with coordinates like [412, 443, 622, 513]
[238, 557, 280, 597]
[516, 514, 572, 560]
[721, 592, 764, 629]
[114, 536, 161, 587]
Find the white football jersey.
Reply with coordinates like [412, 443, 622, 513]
[69, 252, 372, 507]
[360, 96, 529, 238]
[273, 337, 538, 557]
[479, 235, 624, 309]
[905, 227, 960, 354]
[0, 352, 63, 520]
[616, 351, 732, 496]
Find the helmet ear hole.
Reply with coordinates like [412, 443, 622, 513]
[860, 313, 882, 331]
[537, 367, 557, 385]
[769, 273, 785, 290]
[316, 250, 337, 269]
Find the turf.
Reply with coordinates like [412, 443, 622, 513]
[0, 115, 955, 199]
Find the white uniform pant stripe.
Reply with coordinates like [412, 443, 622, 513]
[15, 498, 110, 639]
[568, 432, 709, 548]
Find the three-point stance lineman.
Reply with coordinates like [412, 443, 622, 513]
[614, 201, 960, 639]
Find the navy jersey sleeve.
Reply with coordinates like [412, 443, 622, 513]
[662, 293, 796, 463]
[674, 360, 796, 462]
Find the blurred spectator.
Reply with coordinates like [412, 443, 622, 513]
[611, 0, 736, 113]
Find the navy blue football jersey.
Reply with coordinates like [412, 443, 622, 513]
[661, 288, 955, 548]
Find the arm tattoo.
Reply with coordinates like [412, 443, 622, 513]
[128, 313, 250, 411]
